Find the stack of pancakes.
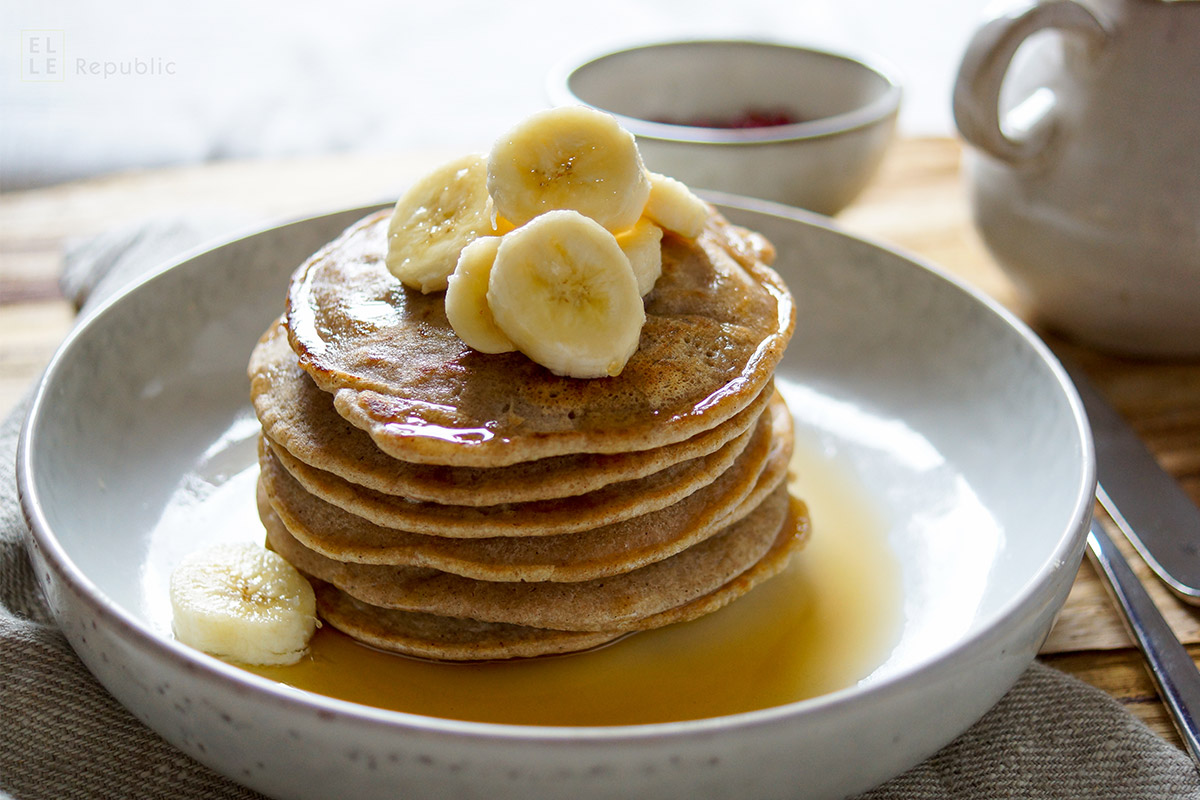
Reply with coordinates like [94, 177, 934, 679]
[249, 207, 807, 661]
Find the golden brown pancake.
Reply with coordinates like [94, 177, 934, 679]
[303, 496, 809, 662]
[256, 396, 791, 581]
[616, 495, 810, 631]
[250, 321, 773, 506]
[263, 483, 790, 632]
[311, 580, 626, 661]
[260, 401, 762, 538]
[284, 209, 794, 467]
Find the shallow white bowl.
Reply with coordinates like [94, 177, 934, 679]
[18, 197, 1093, 799]
[549, 40, 902, 215]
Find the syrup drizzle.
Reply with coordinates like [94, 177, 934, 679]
[244, 440, 902, 726]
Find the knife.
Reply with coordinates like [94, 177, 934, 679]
[1087, 518, 1200, 764]
[1061, 357, 1200, 604]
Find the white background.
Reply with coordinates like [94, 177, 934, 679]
[1, 0, 1000, 190]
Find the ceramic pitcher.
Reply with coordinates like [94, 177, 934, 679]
[954, 0, 1200, 357]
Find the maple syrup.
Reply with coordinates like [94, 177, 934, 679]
[243, 439, 901, 726]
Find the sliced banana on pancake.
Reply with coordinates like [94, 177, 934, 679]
[169, 542, 317, 666]
[644, 172, 711, 239]
[487, 106, 651, 231]
[386, 153, 504, 293]
[444, 236, 517, 354]
[488, 209, 644, 379]
[615, 218, 664, 296]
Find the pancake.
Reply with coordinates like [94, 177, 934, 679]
[263, 483, 790, 632]
[261, 395, 765, 538]
[614, 495, 810, 632]
[249, 321, 772, 506]
[303, 496, 809, 662]
[256, 396, 791, 581]
[311, 580, 626, 662]
[284, 208, 794, 467]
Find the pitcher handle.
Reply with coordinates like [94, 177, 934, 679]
[953, 0, 1108, 164]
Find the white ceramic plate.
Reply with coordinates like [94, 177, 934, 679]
[18, 198, 1094, 800]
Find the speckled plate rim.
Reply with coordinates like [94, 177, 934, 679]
[16, 195, 1094, 754]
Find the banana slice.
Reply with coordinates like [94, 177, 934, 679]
[615, 218, 664, 296]
[643, 172, 710, 239]
[170, 542, 317, 666]
[445, 236, 517, 354]
[386, 153, 501, 293]
[488, 209, 644, 379]
[487, 106, 651, 232]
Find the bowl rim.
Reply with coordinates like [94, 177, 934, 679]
[16, 195, 1094, 749]
[547, 38, 903, 145]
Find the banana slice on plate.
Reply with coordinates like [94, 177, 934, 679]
[615, 218, 664, 296]
[644, 172, 710, 239]
[487, 106, 651, 232]
[386, 153, 502, 293]
[488, 209, 644, 379]
[445, 236, 517, 354]
[170, 542, 317, 666]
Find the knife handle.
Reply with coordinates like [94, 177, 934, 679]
[1087, 518, 1200, 764]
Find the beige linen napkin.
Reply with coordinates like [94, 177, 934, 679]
[3, 221, 1198, 799]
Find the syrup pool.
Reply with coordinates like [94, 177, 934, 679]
[144, 404, 903, 726]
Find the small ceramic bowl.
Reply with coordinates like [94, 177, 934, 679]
[548, 39, 902, 215]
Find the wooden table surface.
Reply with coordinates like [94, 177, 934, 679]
[3, 137, 1199, 748]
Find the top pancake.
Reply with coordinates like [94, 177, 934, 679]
[284, 208, 794, 467]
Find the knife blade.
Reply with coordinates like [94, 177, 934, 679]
[1060, 357, 1200, 604]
